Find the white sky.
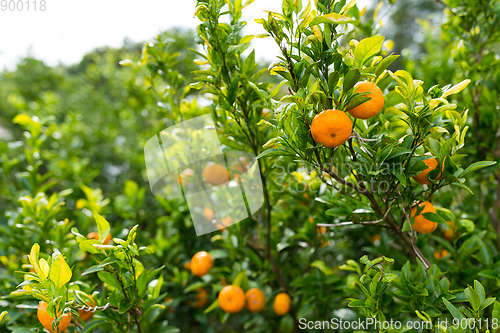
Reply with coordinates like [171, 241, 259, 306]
[0, 0, 285, 70]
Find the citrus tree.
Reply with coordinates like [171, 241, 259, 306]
[1, 0, 500, 333]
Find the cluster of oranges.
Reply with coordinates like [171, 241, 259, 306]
[309, 81, 456, 241]
[310, 81, 384, 148]
[188, 251, 291, 316]
[37, 232, 107, 332]
[410, 154, 447, 235]
[37, 302, 72, 333]
[37, 295, 97, 332]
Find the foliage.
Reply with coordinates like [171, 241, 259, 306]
[0, 1, 499, 333]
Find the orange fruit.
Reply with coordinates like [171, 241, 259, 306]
[190, 251, 213, 277]
[216, 216, 233, 231]
[442, 221, 456, 241]
[202, 163, 230, 186]
[87, 231, 112, 245]
[434, 249, 450, 260]
[183, 262, 191, 270]
[410, 201, 438, 234]
[203, 207, 214, 221]
[245, 288, 266, 313]
[78, 295, 96, 322]
[317, 226, 327, 234]
[310, 109, 352, 148]
[218, 285, 245, 314]
[37, 301, 72, 333]
[413, 153, 440, 185]
[348, 81, 384, 119]
[273, 293, 291, 316]
[190, 288, 209, 309]
[370, 234, 381, 243]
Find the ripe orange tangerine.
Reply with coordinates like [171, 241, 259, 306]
[189, 288, 209, 309]
[410, 201, 438, 234]
[216, 216, 233, 231]
[218, 285, 245, 314]
[434, 249, 450, 260]
[310, 109, 352, 148]
[348, 81, 385, 119]
[190, 251, 213, 277]
[442, 221, 456, 241]
[203, 207, 215, 221]
[78, 294, 96, 322]
[202, 163, 230, 186]
[273, 293, 291, 316]
[37, 301, 72, 333]
[413, 153, 440, 185]
[245, 288, 266, 313]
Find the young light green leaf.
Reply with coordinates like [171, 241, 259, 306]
[93, 212, 111, 245]
[441, 79, 471, 98]
[49, 255, 72, 289]
[354, 36, 384, 68]
[309, 13, 354, 26]
[310, 260, 333, 275]
[0, 312, 7, 324]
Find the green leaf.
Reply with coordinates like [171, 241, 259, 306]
[29, 244, 42, 279]
[375, 54, 399, 77]
[343, 69, 360, 93]
[492, 301, 500, 319]
[13, 114, 32, 126]
[391, 166, 407, 187]
[473, 280, 485, 303]
[93, 212, 111, 245]
[347, 299, 367, 308]
[233, 271, 247, 287]
[97, 271, 122, 291]
[310, 260, 333, 275]
[49, 254, 72, 289]
[256, 147, 296, 159]
[354, 36, 385, 68]
[453, 183, 474, 195]
[137, 270, 149, 298]
[79, 240, 100, 254]
[204, 299, 220, 314]
[464, 287, 481, 312]
[460, 161, 496, 178]
[479, 298, 496, 311]
[442, 297, 464, 320]
[309, 13, 354, 26]
[279, 314, 294, 333]
[422, 212, 447, 224]
[0, 311, 7, 324]
[328, 71, 340, 93]
[82, 265, 105, 276]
